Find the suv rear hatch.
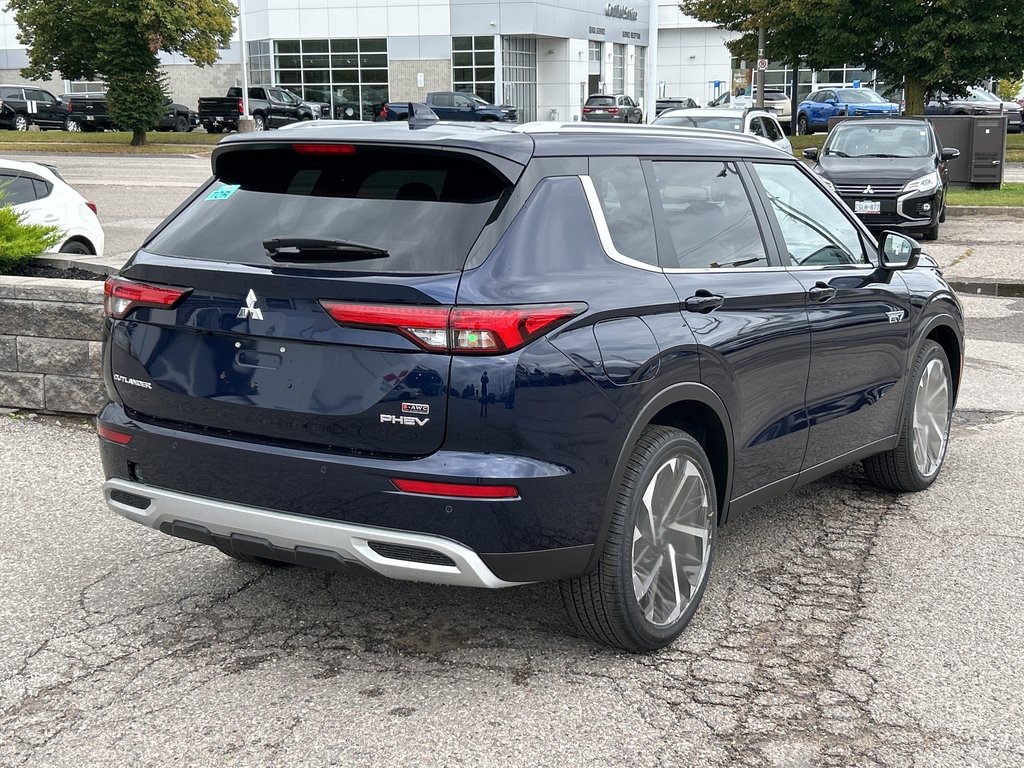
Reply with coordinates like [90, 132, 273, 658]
[107, 137, 524, 457]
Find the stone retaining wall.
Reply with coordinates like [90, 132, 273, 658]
[0, 276, 106, 415]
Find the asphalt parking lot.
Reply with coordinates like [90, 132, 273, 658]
[1, 153, 1023, 766]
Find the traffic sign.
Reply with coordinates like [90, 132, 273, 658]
[756, 59, 769, 71]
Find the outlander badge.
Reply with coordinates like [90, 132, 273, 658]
[237, 289, 264, 320]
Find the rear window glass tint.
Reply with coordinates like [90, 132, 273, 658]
[145, 145, 510, 274]
[586, 96, 616, 107]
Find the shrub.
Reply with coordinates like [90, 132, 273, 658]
[0, 204, 63, 274]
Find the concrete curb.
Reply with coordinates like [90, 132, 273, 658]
[946, 205, 1024, 218]
[947, 279, 1024, 297]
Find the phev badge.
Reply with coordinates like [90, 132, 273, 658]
[237, 289, 264, 320]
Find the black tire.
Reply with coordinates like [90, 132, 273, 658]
[13, 113, 28, 131]
[863, 340, 952, 492]
[174, 115, 189, 132]
[207, 125, 224, 134]
[59, 239, 92, 255]
[560, 425, 718, 652]
[921, 222, 939, 241]
[939, 205, 946, 224]
[64, 117, 81, 133]
[253, 113, 266, 131]
[797, 114, 811, 135]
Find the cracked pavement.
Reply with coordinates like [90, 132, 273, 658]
[1, 294, 1022, 767]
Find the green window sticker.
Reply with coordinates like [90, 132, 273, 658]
[206, 184, 240, 201]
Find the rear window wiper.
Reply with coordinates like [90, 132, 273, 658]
[263, 238, 389, 262]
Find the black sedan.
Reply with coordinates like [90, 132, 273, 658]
[803, 118, 959, 241]
[925, 87, 1023, 133]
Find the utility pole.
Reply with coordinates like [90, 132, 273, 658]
[237, 0, 254, 132]
[756, 26, 766, 108]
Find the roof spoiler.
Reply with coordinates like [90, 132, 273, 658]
[407, 102, 439, 129]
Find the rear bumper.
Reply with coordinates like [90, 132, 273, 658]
[104, 477, 524, 588]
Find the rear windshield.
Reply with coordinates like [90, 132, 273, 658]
[586, 96, 616, 107]
[656, 115, 744, 132]
[145, 144, 510, 273]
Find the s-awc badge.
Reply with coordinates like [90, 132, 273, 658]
[401, 403, 430, 415]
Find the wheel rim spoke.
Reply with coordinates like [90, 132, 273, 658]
[911, 358, 950, 477]
[632, 451, 713, 628]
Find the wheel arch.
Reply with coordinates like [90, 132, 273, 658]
[59, 235, 96, 254]
[584, 383, 735, 573]
[922, 314, 963, 398]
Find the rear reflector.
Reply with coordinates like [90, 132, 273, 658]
[391, 478, 519, 499]
[292, 143, 358, 155]
[97, 423, 132, 444]
[104, 276, 192, 319]
[86, 201, 97, 214]
[319, 301, 586, 354]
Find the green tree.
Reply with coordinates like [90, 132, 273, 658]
[997, 76, 1023, 102]
[0, 203, 62, 274]
[7, 0, 236, 146]
[678, 0, 1024, 115]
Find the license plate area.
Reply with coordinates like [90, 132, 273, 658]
[855, 200, 881, 214]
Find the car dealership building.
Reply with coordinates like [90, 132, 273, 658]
[0, 1, 874, 123]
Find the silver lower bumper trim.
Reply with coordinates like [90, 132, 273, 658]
[103, 478, 524, 589]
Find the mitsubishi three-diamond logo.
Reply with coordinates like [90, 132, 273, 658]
[863, 185, 875, 195]
[236, 289, 264, 320]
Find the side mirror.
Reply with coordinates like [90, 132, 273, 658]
[941, 147, 961, 161]
[878, 231, 921, 270]
[803, 147, 819, 160]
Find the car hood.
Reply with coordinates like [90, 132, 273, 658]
[817, 155, 935, 183]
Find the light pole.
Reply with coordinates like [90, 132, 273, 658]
[645, 0, 658, 122]
[237, 0, 254, 132]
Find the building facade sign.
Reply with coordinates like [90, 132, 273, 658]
[605, 4, 638, 22]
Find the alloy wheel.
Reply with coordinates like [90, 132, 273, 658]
[911, 358, 950, 478]
[631, 454, 714, 627]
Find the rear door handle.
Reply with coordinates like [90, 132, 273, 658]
[684, 290, 724, 314]
[808, 281, 838, 302]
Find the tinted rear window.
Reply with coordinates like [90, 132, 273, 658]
[586, 96, 616, 107]
[146, 145, 510, 273]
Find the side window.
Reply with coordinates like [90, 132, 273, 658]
[31, 178, 51, 199]
[589, 156, 658, 267]
[453, 94, 474, 108]
[749, 118, 766, 137]
[649, 160, 769, 270]
[432, 93, 454, 107]
[0, 174, 41, 205]
[763, 118, 783, 142]
[752, 162, 867, 266]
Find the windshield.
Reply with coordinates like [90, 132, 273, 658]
[471, 94, 489, 106]
[825, 124, 932, 158]
[968, 87, 1000, 102]
[654, 115, 743, 132]
[838, 89, 886, 103]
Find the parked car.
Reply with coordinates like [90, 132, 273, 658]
[718, 88, 793, 126]
[63, 94, 199, 133]
[97, 121, 963, 652]
[655, 97, 698, 116]
[796, 88, 900, 134]
[803, 118, 959, 241]
[925, 87, 1023, 133]
[581, 94, 643, 123]
[0, 157, 104, 255]
[381, 92, 517, 122]
[653, 107, 792, 154]
[0, 85, 71, 131]
[197, 86, 317, 133]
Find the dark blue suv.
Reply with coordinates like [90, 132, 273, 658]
[98, 121, 963, 651]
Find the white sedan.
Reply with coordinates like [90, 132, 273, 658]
[0, 157, 104, 256]
[652, 107, 793, 155]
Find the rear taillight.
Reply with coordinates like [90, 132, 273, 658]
[104, 276, 192, 319]
[391, 478, 519, 499]
[86, 201, 97, 214]
[97, 423, 132, 444]
[607, 107, 620, 114]
[582, 107, 593, 113]
[292, 143, 357, 155]
[238, 98, 244, 114]
[318, 302, 586, 354]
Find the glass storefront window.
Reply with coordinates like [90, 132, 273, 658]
[261, 38, 389, 121]
[452, 36, 496, 105]
[613, 44, 625, 94]
[589, 41, 602, 63]
[634, 47, 646, 102]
